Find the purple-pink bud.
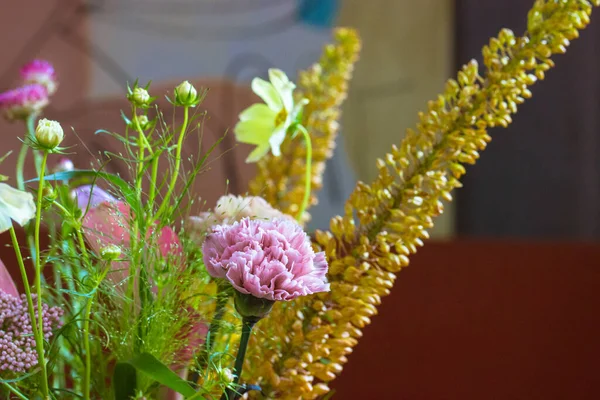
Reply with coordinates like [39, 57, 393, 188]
[0, 84, 48, 121]
[20, 60, 57, 95]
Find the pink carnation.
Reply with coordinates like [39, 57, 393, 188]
[20, 60, 57, 95]
[0, 84, 48, 121]
[202, 218, 330, 301]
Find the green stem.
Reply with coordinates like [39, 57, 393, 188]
[16, 142, 29, 191]
[295, 125, 312, 222]
[1, 381, 28, 400]
[33, 151, 50, 398]
[18, 117, 39, 264]
[82, 262, 111, 400]
[156, 106, 189, 220]
[8, 226, 47, 398]
[221, 318, 257, 400]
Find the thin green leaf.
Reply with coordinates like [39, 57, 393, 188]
[125, 353, 196, 397]
[114, 362, 137, 400]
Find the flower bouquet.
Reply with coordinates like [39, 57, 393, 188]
[0, 1, 597, 399]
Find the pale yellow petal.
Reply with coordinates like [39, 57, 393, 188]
[246, 143, 270, 163]
[234, 119, 275, 145]
[0, 214, 11, 234]
[269, 68, 295, 111]
[268, 124, 287, 157]
[251, 77, 282, 111]
[239, 103, 277, 122]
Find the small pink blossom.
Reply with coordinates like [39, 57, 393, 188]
[0, 84, 48, 121]
[203, 218, 330, 301]
[20, 60, 57, 95]
[0, 258, 18, 298]
[187, 195, 292, 244]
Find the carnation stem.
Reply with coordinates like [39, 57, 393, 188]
[221, 317, 257, 400]
[8, 226, 46, 396]
[33, 150, 50, 398]
[295, 124, 312, 222]
[156, 105, 189, 221]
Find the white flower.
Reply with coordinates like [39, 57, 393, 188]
[234, 68, 308, 163]
[0, 183, 36, 233]
[185, 194, 293, 244]
[35, 118, 64, 150]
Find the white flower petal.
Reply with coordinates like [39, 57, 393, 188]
[251, 78, 282, 111]
[246, 143, 271, 163]
[0, 214, 11, 234]
[269, 69, 295, 112]
[268, 124, 288, 157]
[0, 183, 36, 232]
[239, 103, 277, 122]
[234, 119, 275, 145]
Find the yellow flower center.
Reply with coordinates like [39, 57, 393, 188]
[275, 109, 288, 126]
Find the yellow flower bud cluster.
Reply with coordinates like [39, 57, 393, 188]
[244, 1, 598, 398]
[249, 28, 361, 223]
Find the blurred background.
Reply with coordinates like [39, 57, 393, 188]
[1, 0, 599, 399]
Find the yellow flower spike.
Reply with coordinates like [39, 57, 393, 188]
[244, 3, 598, 398]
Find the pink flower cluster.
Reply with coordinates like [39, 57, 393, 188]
[0, 291, 63, 374]
[203, 218, 330, 301]
[0, 60, 57, 121]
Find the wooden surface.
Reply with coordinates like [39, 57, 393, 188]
[331, 240, 600, 399]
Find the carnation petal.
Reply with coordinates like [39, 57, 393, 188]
[202, 218, 330, 301]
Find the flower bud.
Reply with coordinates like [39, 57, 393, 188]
[130, 114, 149, 130]
[220, 368, 234, 383]
[130, 87, 150, 107]
[20, 60, 58, 95]
[35, 118, 63, 150]
[100, 244, 122, 261]
[174, 81, 198, 106]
